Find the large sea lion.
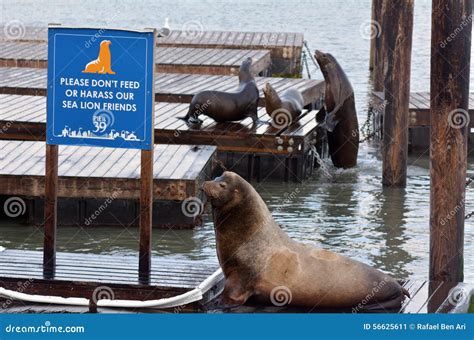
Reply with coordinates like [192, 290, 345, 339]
[179, 58, 259, 125]
[263, 83, 304, 128]
[82, 40, 115, 75]
[203, 171, 409, 310]
[315, 50, 358, 168]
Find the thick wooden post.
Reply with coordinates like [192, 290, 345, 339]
[139, 149, 153, 283]
[381, 0, 414, 187]
[372, 0, 386, 91]
[429, 0, 471, 283]
[43, 144, 58, 278]
[369, 0, 383, 72]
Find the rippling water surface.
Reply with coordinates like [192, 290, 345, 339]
[0, 0, 473, 281]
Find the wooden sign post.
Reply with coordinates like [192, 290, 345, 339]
[45, 26, 156, 280]
[43, 144, 58, 278]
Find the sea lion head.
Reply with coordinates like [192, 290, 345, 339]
[100, 40, 112, 47]
[262, 82, 277, 98]
[239, 57, 254, 82]
[314, 50, 337, 78]
[202, 171, 245, 210]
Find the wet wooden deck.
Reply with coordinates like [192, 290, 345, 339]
[0, 140, 216, 228]
[0, 67, 323, 107]
[372, 91, 474, 127]
[0, 26, 303, 75]
[0, 41, 272, 76]
[0, 248, 223, 313]
[0, 95, 321, 182]
[371, 91, 474, 151]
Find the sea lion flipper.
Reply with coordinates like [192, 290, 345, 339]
[324, 105, 342, 132]
[315, 106, 326, 124]
[220, 274, 253, 306]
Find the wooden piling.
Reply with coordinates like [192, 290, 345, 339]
[43, 144, 58, 278]
[429, 0, 472, 283]
[369, 0, 383, 72]
[371, 0, 386, 90]
[381, 0, 414, 187]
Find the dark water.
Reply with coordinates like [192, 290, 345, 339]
[0, 0, 473, 281]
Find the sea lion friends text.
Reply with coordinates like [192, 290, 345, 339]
[59, 77, 140, 112]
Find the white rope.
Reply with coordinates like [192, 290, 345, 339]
[0, 268, 223, 309]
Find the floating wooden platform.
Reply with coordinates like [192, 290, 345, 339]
[0, 248, 223, 313]
[0, 140, 216, 228]
[0, 67, 323, 107]
[0, 95, 321, 182]
[0, 248, 456, 314]
[0, 41, 272, 76]
[0, 26, 303, 75]
[371, 91, 474, 151]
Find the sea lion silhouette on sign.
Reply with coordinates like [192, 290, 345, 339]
[82, 40, 115, 74]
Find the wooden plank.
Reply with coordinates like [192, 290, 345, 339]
[0, 141, 216, 200]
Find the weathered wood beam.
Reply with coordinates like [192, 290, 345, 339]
[382, 0, 414, 187]
[429, 0, 472, 283]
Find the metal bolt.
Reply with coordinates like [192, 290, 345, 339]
[287, 147, 293, 153]
[288, 138, 294, 146]
[277, 146, 283, 151]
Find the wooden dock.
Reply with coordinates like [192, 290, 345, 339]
[0, 140, 216, 228]
[0, 41, 272, 76]
[0, 247, 455, 314]
[0, 248, 223, 313]
[371, 91, 474, 151]
[0, 95, 321, 182]
[0, 67, 324, 107]
[0, 26, 303, 75]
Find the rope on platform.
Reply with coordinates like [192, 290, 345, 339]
[0, 268, 223, 309]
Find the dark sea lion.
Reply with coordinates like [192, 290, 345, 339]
[179, 57, 259, 125]
[203, 171, 409, 310]
[263, 83, 304, 128]
[315, 50, 359, 168]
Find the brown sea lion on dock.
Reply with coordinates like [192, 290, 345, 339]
[315, 50, 359, 168]
[263, 83, 304, 128]
[202, 171, 408, 310]
[179, 57, 259, 125]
